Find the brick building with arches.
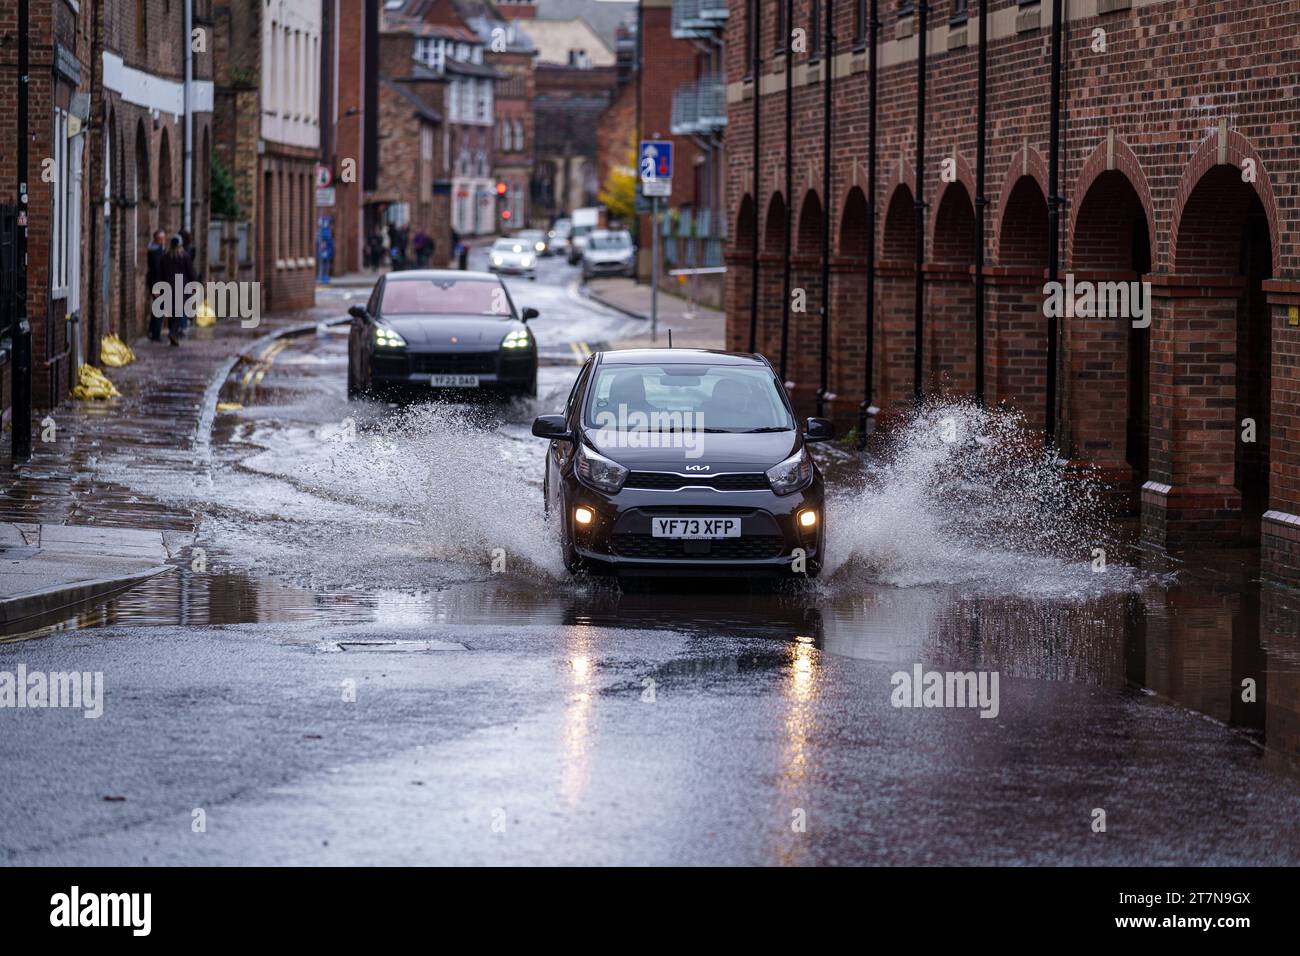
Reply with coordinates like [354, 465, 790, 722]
[722, 0, 1300, 585]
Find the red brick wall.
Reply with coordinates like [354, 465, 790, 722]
[725, 0, 1300, 561]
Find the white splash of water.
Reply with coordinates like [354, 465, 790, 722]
[824, 400, 1138, 597]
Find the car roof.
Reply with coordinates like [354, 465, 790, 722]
[596, 348, 769, 368]
[385, 269, 498, 282]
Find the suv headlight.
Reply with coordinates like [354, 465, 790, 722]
[521, 255, 534, 267]
[374, 326, 406, 348]
[766, 448, 813, 496]
[575, 442, 628, 494]
[501, 328, 532, 350]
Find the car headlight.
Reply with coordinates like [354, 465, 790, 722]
[500, 328, 532, 350]
[534, 242, 546, 252]
[766, 447, 813, 496]
[575, 442, 628, 494]
[373, 326, 406, 348]
[521, 255, 534, 267]
[492, 255, 504, 266]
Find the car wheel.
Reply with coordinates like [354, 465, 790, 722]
[561, 525, 583, 574]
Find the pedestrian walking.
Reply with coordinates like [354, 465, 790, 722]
[146, 229, 168, 341]
[413, 228, 432, 268]
[160, 236, 197, 346]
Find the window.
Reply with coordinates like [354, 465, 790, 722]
[585, 364, 794, 433]
[951, 0, 969, 21]
[854, 0, 867, 46]
[513, 119, 524, 152]
[810, 0, 821, 58]
[382, 277, 510, 316]
[898, 0, 915, 16]
[774, 0, 786, 55]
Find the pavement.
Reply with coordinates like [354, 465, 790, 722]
[0, 306, 338, 632]
[0, 524, 180, 634]
[582, 277, 725, 350]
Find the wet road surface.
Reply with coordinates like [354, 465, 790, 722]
[3, 250, 1299, 864]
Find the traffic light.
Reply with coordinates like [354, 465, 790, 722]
[496, 181, 510, 225]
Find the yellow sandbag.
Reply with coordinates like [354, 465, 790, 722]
[194, 301, 217, 327]
[99, 333, 135, 367]
[71, 364, 120, 400]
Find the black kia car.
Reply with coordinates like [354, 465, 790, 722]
[531, 349, 833, 577]
[347, 270, 538, 400]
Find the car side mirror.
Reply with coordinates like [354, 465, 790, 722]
[532, 414, 572, 441]
[348, 305, 368, 321]
[521, 307, 539, 321]
[805, 417, 834, 443]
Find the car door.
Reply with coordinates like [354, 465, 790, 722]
[353, 279, 383, 386]
[547, 358, 591, 514]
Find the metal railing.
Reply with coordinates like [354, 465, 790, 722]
[670, 74, 727, 135]
[671, 0, 727, 38]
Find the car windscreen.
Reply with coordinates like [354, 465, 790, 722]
[381, 279, 510, 316]
[492, 240, 526, 253]
[588, 235, 630, 251]
[585, 364, 794, 432]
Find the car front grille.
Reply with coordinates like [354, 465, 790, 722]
[609, 534, 786, 561]
[623, 471, 770, 492]
[408, 352, 498, 375]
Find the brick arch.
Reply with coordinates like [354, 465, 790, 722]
[930, 180, 975, 265]
[993, 145, 1048, 255]
[795, 189, 823, 254]
[1069, 135, 1156, 272]
[1170, 129, 1280, 277]
[881, 183, 915, 262]
[762, 191, 786, 253]
[881, 158, 917, 214]
[926, 151, 975, 244]
[734, 193, 756, 251]
[838, 186, 869, 258]
[134, 119, 151, 204]
[996, 175, 1049, 268]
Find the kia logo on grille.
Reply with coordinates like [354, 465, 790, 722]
[685, 465, 710, 471]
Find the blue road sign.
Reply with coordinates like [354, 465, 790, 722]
[639, 140, 673, 182]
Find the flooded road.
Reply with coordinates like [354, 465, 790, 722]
[5, 253, 1299, 864]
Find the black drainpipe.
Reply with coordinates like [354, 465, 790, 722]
[779, 0, 793, 384]
[974, 0, 987, 404]
[817, 0, 833, 417]
[1046, 0, 1063, 443]
[748, 0, 762, 352]
[858, 0, 879, 450]
[912, 1, 928, 404]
